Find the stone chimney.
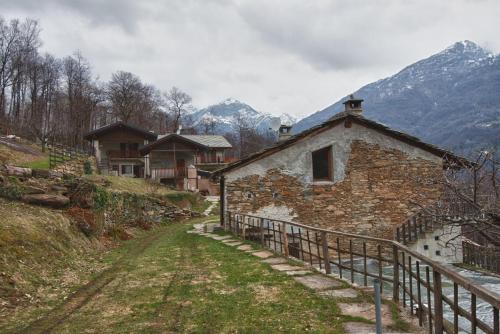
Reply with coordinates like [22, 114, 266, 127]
[278, 124, 292, 142]
[343, 94, 364, 115]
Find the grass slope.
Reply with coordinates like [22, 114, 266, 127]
[12, 219, 351, 334]
[0, 199, 106, 332]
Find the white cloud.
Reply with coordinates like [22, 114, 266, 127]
[1, 0, 499, 118]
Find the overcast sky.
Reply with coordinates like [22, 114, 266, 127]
[2, 0, 500, 118]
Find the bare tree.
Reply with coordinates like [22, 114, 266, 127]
[0, 17, 40, 120]
[164, 86, 192, 132]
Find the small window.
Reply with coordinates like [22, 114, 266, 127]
[434, 236, 440, 241]
[121, 165, 133, 175]
[272, 192, 279, 199]
[312, 146, 333, 181]
[435, 250, 441, 256]
[423, 245, 429, 250]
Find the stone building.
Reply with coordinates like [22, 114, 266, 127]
[215, 96, 467, 246]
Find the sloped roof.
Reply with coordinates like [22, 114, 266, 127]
[140, 133, 232, 155]
[180, 135, 232, 148]
[83, 122, 157, 141]
[213, 111, 470, 176]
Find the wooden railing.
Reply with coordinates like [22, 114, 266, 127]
[463, 241, 500, 275]
[194, 155, 236, 164]
[49, 143, 91, 169]
[106, 150, 141, 159]
[226, 211, 500, 334]
[396, 190, 484, 245]
[151, 167, 186, 179]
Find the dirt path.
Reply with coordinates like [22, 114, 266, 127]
[20, 230, 167, 334]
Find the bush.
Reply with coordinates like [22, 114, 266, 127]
[83, 160, 92, 175]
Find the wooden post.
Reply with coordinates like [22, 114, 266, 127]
[471, 293, 477, 334]
[321, 231, 331, 274]
[242, 217, 246, 239]
[363, 242, 368, 286]
[493, 307, 499, 334]
[453, 283, 459, 334]
[392, 245, 399, 302]
[349, 240, 354, 283]
[402, 224, 407, 244]
[337, 237, 342, 279]
[416, 261, 423, 326]
[260, 218, 265, 246]
[282, 222, 289, 257]
[433, 269, 444, 334]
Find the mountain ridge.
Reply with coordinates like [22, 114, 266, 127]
[292, 40, 500, 155]
[191, 98, 296, 134]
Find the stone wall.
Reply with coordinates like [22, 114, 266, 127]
[224, 124, 443, 241]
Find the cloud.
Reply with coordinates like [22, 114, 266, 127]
[1, 0, 499, 118]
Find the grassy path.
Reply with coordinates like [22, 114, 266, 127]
[16, 218, 349, 333]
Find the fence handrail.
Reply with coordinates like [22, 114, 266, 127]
[229, 211, 500, 334]
[232, 211, 500, 309]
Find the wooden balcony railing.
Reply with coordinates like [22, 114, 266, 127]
[194, 155, 237, 164]
[107, 150, 141, 159]
[226, 211, 500, 334]
[151, 167, 186, 179]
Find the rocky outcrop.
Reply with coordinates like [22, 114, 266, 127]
[21, 194, 70, 208]
[6, 165, 32, 176]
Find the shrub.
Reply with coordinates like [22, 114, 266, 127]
[83, 160, 92, 175]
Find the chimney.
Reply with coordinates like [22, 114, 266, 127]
[343, 94, 364, 115]
[278, 124, 293, 142]
[176, 125, 182, 135]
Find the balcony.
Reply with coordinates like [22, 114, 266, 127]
[107, 150, 141, 159]
[193, 155, 237, 164]
[151, 167, 186, 179]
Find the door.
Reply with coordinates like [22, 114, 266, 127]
[176, 159, 186, 177]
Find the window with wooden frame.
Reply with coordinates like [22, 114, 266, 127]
[312, 146, 333, 181]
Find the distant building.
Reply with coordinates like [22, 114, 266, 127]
[84, 122, 233, 195]
[215, 95, 468, 263]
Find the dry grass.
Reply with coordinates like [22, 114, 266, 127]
[0, 198, 107, 332]
[84, 175, 175, 196]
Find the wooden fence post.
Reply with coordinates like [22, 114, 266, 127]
[321, 231, 332, 274]
[282, 222, 289, 257]
[260, 218, 265, 246]
[433, 269, 444, 334]
[392, 244, 400, 302]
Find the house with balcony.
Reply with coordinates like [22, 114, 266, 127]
[139, 133, 234, 193]
[84, 122, 157, 177]
[85, 121, 234, 193]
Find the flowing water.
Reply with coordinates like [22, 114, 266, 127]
[326, 259, 500, 334]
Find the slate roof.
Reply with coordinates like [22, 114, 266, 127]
[213, 111, 470, 176]
[159, 134, 232, 148]
[83, 122, 157, 141]
[140, 133, 232, 155]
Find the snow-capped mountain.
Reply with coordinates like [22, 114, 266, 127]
[293, 40, 500, 155]
[191, 98, 296, 134]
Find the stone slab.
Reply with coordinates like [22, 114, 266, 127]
[343, 322, 406, 334]
[261, 257, 288, 265]
[221, 239, 238, 243]
[225, 242, 243, 246]
[293, 275, 341, 290]
[318, 288, 358, 298]
[211, 235, 232, 240]
[271, 264, 306, 272]
[251, 251, 274, 259]
[284, 270, 312, 276]
[237, 245, 253, 251]
[338, 303, 393, 325]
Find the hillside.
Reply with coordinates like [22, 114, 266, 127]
[190, 98, 296, 134]
[293, 41, 500, 155]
